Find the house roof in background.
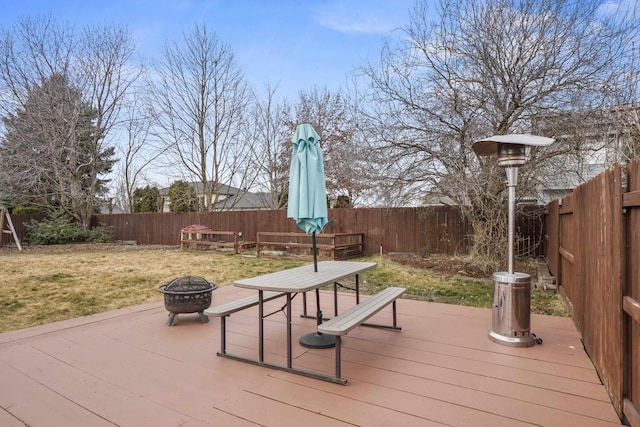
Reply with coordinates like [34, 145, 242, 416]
[213, 191, 270, 210]
[158, 181, 242, 196]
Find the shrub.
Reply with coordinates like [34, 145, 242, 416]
[25, 216, 88, 245]
[25, 216, 117, 245]
[133, 185, 161, 212]
[11, 205, 44, 214]
[87, 224, 116, 243]
[168, 180, 198, 212]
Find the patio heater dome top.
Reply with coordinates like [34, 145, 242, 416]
[473, 134, 555, 168]
[472, 133, 555, 156]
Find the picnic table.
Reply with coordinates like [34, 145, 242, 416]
[206, 261, 405, 384]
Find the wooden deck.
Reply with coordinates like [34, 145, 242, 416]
[0, 285, 621, 426]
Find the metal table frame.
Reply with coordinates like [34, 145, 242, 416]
[218, 261, 376, 384]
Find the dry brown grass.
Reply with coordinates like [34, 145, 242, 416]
[0, 244, 304, 332]
[0, 243, 569, 333]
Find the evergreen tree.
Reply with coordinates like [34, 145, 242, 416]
[168, 181, 198, 212]
[0, 73, 116, 226]
[132, 186, 161, 212]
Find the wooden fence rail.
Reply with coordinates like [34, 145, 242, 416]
[256, 232, 364, 260]
[179, 229, 256, 254]
[546, 161, 639, 425]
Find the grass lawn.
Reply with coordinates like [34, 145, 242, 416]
[0, 244, 569, 333]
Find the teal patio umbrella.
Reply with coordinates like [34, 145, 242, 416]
[287, 123, 333, 348]
[287, 123, 329, 271]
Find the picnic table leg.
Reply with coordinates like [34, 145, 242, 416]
[302, 292, 309, 317]
[393, 300, 398, 328]
[356, 274, 360, 304]
[259, 290, 264, 362]
[287, 293, 292, 368]
[220, 317, 227, 354]
[335, 335, 342, 379]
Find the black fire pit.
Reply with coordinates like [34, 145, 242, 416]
[158, 276, 218, 326]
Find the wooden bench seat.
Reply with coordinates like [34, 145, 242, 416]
[318, 286, 405, 382]
[205, 291, 285, 354]
[205, 291, 285, 317]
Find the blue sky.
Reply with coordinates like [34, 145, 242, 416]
[0, 0, 416, 100]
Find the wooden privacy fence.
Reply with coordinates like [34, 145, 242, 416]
[546, 161, 640, 425]
[88, 207, 477, 256]
[3, 206, 547, 257]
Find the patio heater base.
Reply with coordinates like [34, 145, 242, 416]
[488, 272, 536, 348]
[488, 329, 536, 347]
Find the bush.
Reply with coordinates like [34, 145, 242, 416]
[26, 217, 88, 245]
[133, 185, 161, 212]
[11, 205, 44, 214]
[87, 224, 116, 243]
[25, 217, 115, 245]
[168, 180, 198, 212]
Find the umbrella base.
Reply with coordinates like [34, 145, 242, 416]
[299, 332, 335, 348]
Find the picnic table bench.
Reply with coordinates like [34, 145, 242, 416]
[318, 286, 405, 382]
[204, 291, 286, 354]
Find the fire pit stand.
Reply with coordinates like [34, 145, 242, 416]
[158, 276, 218, 326]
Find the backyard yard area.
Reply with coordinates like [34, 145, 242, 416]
[0, 243, 568, 333]
[0, 252, 616, 426]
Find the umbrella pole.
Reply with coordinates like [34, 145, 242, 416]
[312, 233, 321, 325]
[300, 232, 335, 348]
[312, 232, 318, 272]
[312, 232, 322, 328]
[300, 287, 335, 348]
[315, 288, 322, 326]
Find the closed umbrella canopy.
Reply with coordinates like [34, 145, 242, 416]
[287, 123, 328, 234]
[287, 123, 334, 348]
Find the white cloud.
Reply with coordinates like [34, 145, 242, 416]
[312, 0, 412, 34]
[598, 0, 639, 18]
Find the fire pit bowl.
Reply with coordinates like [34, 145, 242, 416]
[158, 276, 218, 326]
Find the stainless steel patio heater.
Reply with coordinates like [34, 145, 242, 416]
[472, 134, 554, 347]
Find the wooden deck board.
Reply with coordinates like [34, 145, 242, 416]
[0, 285, 622, 426]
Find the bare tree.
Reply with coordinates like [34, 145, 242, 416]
[0, 16, 74, 116]
[74, 23, 141, 221]
[0, 16, 138, 227]
[605, 40, 640, 164]
[290, 86, 369, 206]
[357, 0, 639, 263]
[245, 82, 292, 209]
[0, 74, 114, 221]
[113, 92, 164, 213]
[148, 23, 251, 211]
